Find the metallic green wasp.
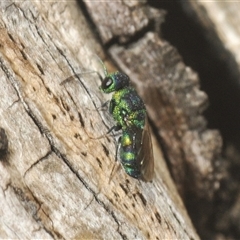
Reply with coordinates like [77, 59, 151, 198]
[100, 64, 154, 181]
[61, 59, 154, 181]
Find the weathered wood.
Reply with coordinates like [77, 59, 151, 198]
[0, 1, 205, 239]
[179, 1, 240, 239]
[188, 1, 240, 67]
[83, 1, 165, 44]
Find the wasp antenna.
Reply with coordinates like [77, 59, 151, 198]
[94, 53, 108, 77]
[60, 70, 98, 85]
[81, 70, 98, 75]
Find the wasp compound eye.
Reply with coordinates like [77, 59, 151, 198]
[103, 77, 112, 88]
[101, 76, 115, 93]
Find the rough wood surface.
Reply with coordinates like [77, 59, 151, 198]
[84, 1, 164, 44]
[179, 2, 240, 239]
[191, 1, 240, 67]
[0, 1, 201, 239]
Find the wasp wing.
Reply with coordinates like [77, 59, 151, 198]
[136, 117, 154, 181]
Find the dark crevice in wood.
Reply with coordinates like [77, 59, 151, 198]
[38, 202, 63, 240]
[19, 49, 28, 60]
[136, 192, 147, 207]
[77, 111, 85, 128]
[150, 1, 240, 147]
[76, 0, 102, 44]
[11, 183, 58, 239]
[103, 23, 157, 50]
[36, 63, 44, 75]
[7, 32, 16, 43]
[23, 150, 52, 178]
[0, 128, 9, 159]
[101, 143, 110, 157]
[148, 1, 240, 239]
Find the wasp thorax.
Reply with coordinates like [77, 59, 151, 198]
[101, 72, 130, 93]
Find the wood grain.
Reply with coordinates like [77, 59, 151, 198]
[0, 1, 207, 239]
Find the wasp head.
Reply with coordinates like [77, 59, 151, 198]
[100, 72, 130, 93]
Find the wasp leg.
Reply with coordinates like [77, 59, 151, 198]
[96, 100, 109, 112]
[108, 136, 122, 183]
[84, 100, 109, 113]
[88, 124, 121, 140]
[115, 136, 121, 161]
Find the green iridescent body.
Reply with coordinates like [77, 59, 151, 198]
[100, 71, 154, 181]
[110, 87, 146, 129]
[60, 65, 153, 180]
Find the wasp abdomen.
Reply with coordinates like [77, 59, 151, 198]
[120, 129, 142, 179]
